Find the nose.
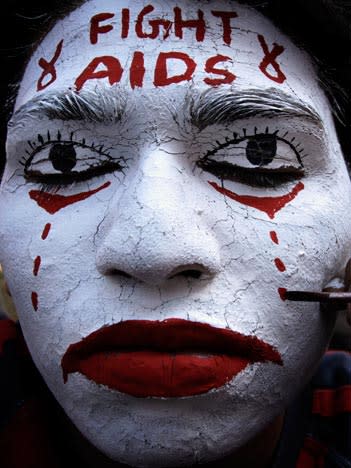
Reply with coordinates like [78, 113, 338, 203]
[95, 150, 221, 286]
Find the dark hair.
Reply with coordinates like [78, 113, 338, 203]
[0, 0, 350, 176]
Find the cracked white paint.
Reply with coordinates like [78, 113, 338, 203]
[0, 0, 351, 467]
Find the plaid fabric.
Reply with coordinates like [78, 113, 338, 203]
[296, 351, 351, 468]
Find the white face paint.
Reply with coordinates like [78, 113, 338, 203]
[1, 0, 351, 466]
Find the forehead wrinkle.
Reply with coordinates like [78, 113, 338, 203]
[189, 87, 323, 130]
[9, 85, 128, 130]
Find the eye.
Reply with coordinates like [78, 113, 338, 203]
[21, 131, 126, 185]
[197, 129, 305, 188]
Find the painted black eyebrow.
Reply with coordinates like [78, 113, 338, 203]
[9, 85, 127, 130]
[189, 88, 323, 130]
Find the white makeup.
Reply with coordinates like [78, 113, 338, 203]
[1, 1, 351, 467]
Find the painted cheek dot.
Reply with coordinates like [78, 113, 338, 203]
[33, 256, 41, 276]
[278, 288, 287, 301]
[270, 231, 279, 245]
[31, 292, 39, 311]
[274, 258, 286, 272]
[41, 223, 51, 240]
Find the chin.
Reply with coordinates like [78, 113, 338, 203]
[50, 368, 287, 468]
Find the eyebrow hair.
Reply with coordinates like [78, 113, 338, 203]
[9, 85, 322, 135]
[189, 87, 323, 129]
[9, 85, 128, 130]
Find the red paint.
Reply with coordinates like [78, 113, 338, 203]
[278, 288, 287, 301]
[211, 10, 238, 46]
[270, 231, 279, 245]
[258, 34, 286, 84]
[41, 223, 51, 240]
[29, 181, 111, 214]
[121, 8, 130, 38]
[37, 40, 63, 92]
[33, 256, 41, 277]
[66, 351, 251, 398]
[204, 55, 236, 85]
[90, 13, 115, 44]
[274, 258, 286, 272]
[130, 51, 146, 89]
[75, 56, 123, 92]
[174, 7, 205, 42]
[154, 52, 196, 87]
[61, 318, 283, 398]
[136, 5, 172, 39]
[31, 292, 38, 312]
[208, 181, 304, 219]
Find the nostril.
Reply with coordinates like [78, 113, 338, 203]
[108, 269, 133, 279]
[177, 270, 203, 279]
[168, 265, 205, 280]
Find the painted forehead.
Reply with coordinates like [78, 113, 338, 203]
[15, 0, 322, 112]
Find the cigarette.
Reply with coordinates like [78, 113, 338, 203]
[285, 290, 351, 303]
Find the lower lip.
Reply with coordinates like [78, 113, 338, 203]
[71, 350, 250, 397]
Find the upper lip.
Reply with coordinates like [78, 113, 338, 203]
[61, 318, 283, 378]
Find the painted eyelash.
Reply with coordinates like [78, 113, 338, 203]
[198, 160, 303, 187]
[204, 127, 306, 166]
[197, 126, 306, 188]
[20, 130, 113, 168]
[21, 130, 127, 188]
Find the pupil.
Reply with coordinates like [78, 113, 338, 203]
[246, 135, 277, 166]
[49, 143, 77, 173]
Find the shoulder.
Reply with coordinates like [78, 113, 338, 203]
[311, 350, 351, 418]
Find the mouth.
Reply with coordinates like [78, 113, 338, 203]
[61, 318, 283, 398]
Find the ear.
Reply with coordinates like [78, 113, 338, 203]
[0, 265, 18, 322]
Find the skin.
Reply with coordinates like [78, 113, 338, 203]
[0, 0, 351, 466]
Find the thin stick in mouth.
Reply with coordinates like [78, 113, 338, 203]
[285, 291, 351, 304]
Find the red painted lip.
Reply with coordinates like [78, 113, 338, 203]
[61, 318, 283, 398]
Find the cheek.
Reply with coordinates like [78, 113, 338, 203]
[0, 186, 108, 326]
[26, 181, 112, 312]
[207, 181, 305, 303]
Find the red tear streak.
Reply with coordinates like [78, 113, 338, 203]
[31, 292, 38, 311]
[270, 231, 279, 244]
[208, 181, 304, 219]
[33, 256, 41, 276]
[278, 288, 287, 301]
[29, 181, 111, 214]
[41, 223, 51, 240]
[274, 258, 286, 272]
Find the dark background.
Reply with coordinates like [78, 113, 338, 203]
[0, 0, 350, 177]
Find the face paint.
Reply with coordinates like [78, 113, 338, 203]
[274, 258, 286, 273]
[33, 256, 41, 276]
[29, 181, 111, 214]
[41, 223, 51, 240]
[31, 291, 38, 311]
[1, 0, 351, 467]
[208, 181, 305, 219]
[270, 231, 279, 245]
[37, 40, 64, 92]
[61, 318, 283, 398]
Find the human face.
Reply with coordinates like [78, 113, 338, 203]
[1, 0, 351, 466]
